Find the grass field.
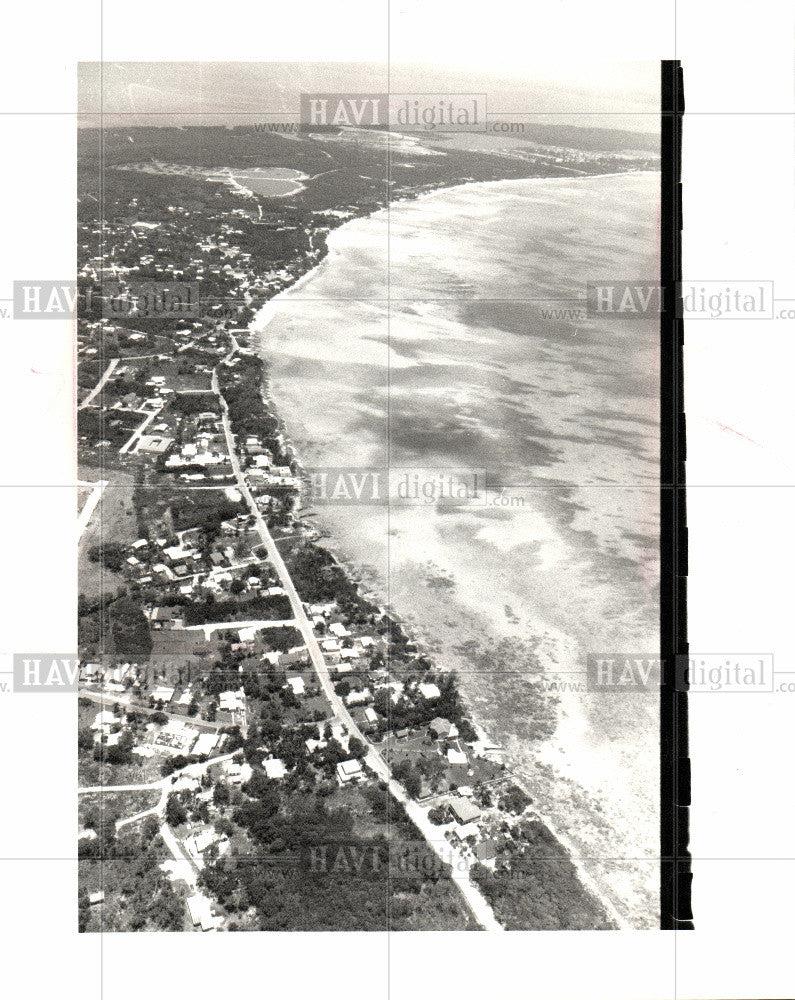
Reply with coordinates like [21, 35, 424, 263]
[79, 789, 161, 828]
[78, 467, 138, 601]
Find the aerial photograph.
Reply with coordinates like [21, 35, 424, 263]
[76, 61, 663, 933]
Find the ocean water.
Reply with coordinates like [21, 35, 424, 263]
[254, 171, 661, 927]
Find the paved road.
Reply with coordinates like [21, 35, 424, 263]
[214, 347, 503, 931]
[79, 750, 240, 841]
[79, 688, 228, 733]
[181, 618, 296, 640]
[78, 750, 239, 798]
[79, 358, 120, 409]
[118, 404, 164, 455]
[79, 781, 158, 794]
[159, 822, 200, 892]
[77, 479, 109, 539]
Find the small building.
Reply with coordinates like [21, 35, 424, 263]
[449, 797, 481, 825]
[336, 758, 364, 784]
[192, 732, 220, 757]
[475, 839, 499, 862]
[286, 676, 305, 696]
[91, 710, 116, 731]
[187, 894, 219, 932]
[136, 434, 173, 454]
[223, 761, 253, 785]
[187, 829, 218, 855]
[419, 682, 441, 701]
[263, 758, 287, 780]
[219, 689, 246, 713]
[88, 891, 105, 905]
[345, 688, 370, 707]
[151, 685, 175, 705]
[429, 717, 454, 740]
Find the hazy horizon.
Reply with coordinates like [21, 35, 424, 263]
[77, 60, 661, 135]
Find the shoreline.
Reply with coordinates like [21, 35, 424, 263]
[243, 169, 647, 929]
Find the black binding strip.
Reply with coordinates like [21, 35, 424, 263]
[660, 59, 692, 931]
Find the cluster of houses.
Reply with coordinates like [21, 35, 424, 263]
[88, 703, 231, 759]
[77, 202, 277, 306]
[122, 522, 270, 598]
[163, 411, 231, 477]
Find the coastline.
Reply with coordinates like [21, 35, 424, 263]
[243, 169, 651, 929]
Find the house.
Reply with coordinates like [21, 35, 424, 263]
[336, 758, 364, 784]
[136, 434, 173, 454]
[419, 682, 441, 701]
[223, 760, 253, 785]
[88, 891, 105, 905]
[186, 829, 218, 855]
[186, 894, 220, 932]
[454, 822, 479, 841]
[447, 747, 468, 766]
[279, 650, 309, 668]
[151, 685, 175, 705]
[345, 688, 371, 706]
[192, 733, 220, 757]
[91, 710, 116, 731]
[286, 676, 305, 696]
[448, 797, 481, 824]
[429, 717, 455, 740]
[474, 839, 499, 862]
[263, 758, 287, 780]
[218, 689, 246, 713]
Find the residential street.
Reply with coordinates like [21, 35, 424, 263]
[78, 357, 120, 409]
[213, 348, 504, 931]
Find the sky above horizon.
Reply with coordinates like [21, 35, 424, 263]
[77, 61, 661, 135]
